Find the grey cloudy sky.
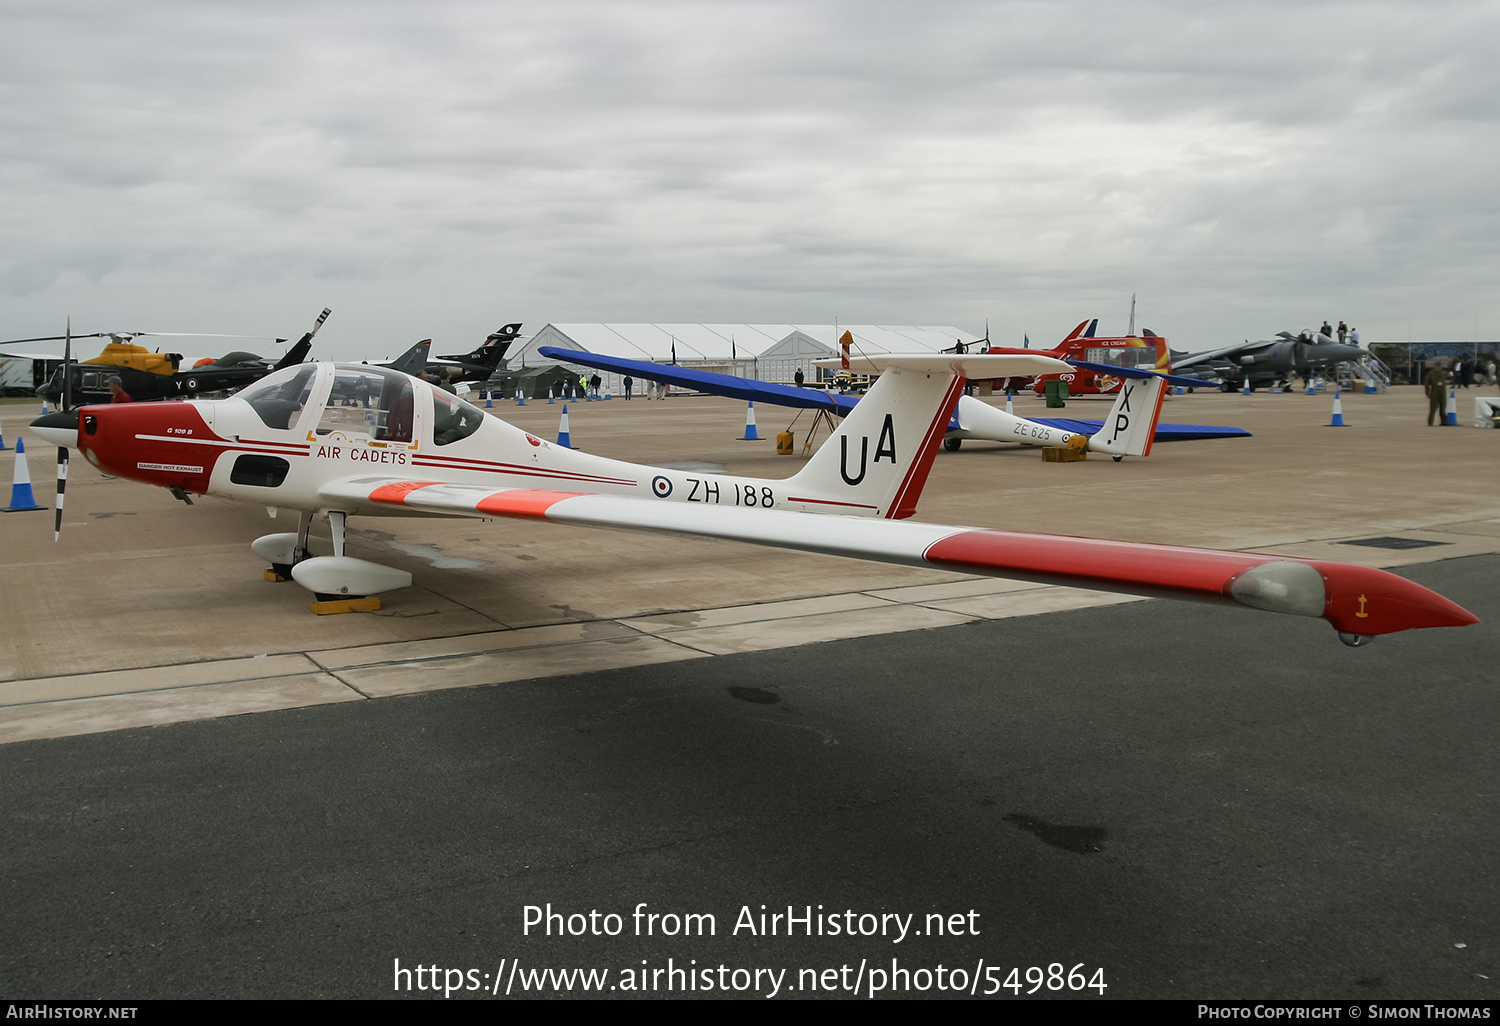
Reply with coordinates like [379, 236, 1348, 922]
[2, 0, 1497, 360]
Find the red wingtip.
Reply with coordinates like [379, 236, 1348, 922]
[1310, 562, 1480, 635]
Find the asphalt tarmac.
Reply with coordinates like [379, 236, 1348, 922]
[1, 554, 1494, 1000]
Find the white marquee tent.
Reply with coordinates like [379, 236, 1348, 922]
[510, 323, 984, 390]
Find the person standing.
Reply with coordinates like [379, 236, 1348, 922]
[1337, 321, 1348, 343]
[623, 375, 633, 400]
[794, 368, 804, 387]
[1424, 362, 1450, 425]
[107, 376, 133, 403]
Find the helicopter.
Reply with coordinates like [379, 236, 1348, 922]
[2, 309, 330, 406]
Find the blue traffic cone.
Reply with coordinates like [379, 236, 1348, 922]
[1241, 377, 1251, 395]
[0, 426, 8, 450]
[548, 387, 555, 405]
[557, 405, 572, 448]
[1005, 390, 1013, 415]
[3, 437, 45, 512]
[740, 401, 760, 440]
[604, 385, 612, 400]
[485, 391, 493, 408]
[516, 388, 526, 406]
[1446, 387, 1458, 426]
[1328, 389, 1345, 427]
[1364, 376, 1376, 395]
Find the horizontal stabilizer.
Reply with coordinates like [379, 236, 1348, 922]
[1031, 418, 1251, 442]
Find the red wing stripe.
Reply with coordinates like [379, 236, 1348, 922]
[368, 481, 443, 505]
[475, 489, 587, 519]
[924, 529, 1264, 597]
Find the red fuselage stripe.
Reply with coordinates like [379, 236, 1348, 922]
[416, 452, 635, 484]
[411, 459, 637, 487]
[786, 495, 880, 510]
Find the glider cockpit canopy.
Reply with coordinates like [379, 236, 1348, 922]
[233, 363, 485, 446]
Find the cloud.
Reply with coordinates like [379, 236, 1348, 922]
[2, 0, 1497, 353]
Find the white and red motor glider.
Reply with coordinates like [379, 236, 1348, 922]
[30, 354, 1476, 644]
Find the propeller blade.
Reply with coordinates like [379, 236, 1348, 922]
[63, 317, 73, 413]
[54, 446, 67, 542]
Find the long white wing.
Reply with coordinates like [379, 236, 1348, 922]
[317, 476, 1477, 642]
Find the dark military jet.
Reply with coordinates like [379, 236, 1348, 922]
[1170, 328, 1367, 392]
[422, 323, 523, 385]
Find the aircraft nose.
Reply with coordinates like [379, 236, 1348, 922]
[30, 410, 78, 449]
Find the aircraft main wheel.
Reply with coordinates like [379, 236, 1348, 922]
[1112, 455, 1123, 462]
[943, 437, 962, 452]
[1221, 382, 1235, 393]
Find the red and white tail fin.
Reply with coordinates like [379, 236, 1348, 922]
[1086, 372, 1168, 458]
[1061, 319, 1092, 343]
[788, 362, 962, 519]
[788, 353, 1070, 519]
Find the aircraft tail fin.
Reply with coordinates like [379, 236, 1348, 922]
[787, 353, 1068, 519]
[388, 340, 432, 377]
[1086, 372, 1168, 458]
[787, 362, 963, 519]
[439, 323, 522, 369]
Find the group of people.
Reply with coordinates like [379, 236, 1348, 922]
[1320, 320, 1360, 344]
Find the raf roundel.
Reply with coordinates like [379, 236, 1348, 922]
[651, 475, 673, 498]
